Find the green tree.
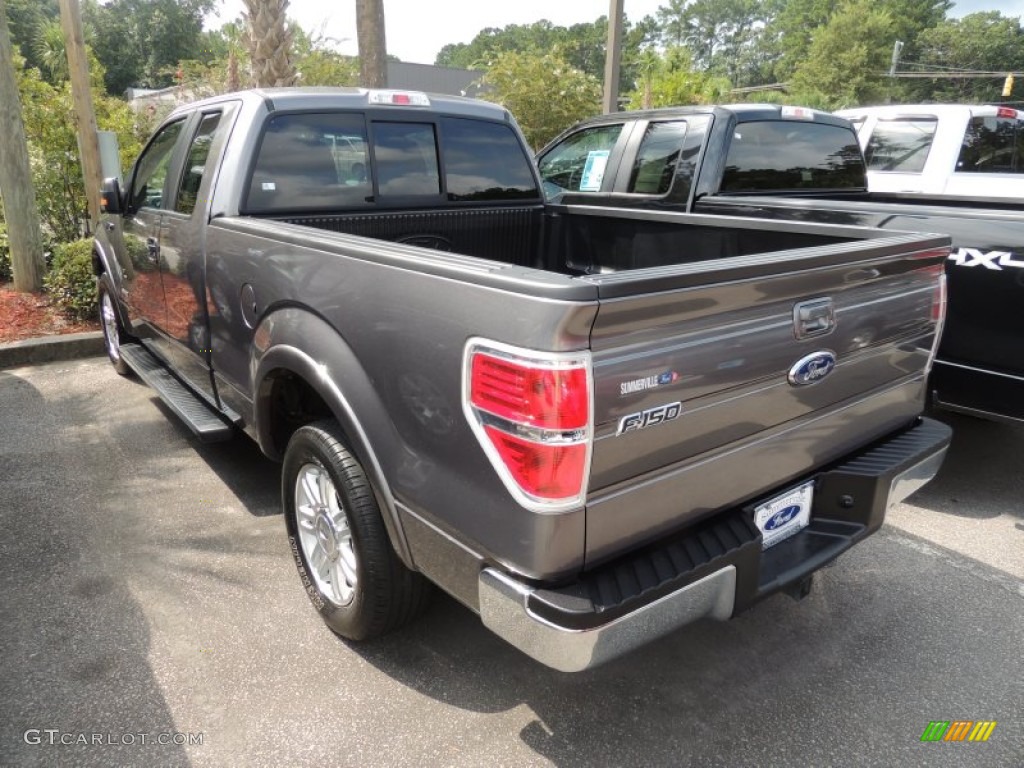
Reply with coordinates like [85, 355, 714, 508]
[16, 51, 152, 242]
[82, 0, 216, 95]
[787, 0, 895, 109]
[292, 26, 359, 86]
[32, 17, 67, 84]
[657, 0, 782, 87]
[772, 0, 949, 82]
[625, 47, 731, 109]
[480, 50, 601, 149]
[435, 16, 656, 94]
[3, 0, 60, 75]
[911, 13, 1024, 103]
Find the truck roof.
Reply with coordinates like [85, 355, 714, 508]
[569, 103, 853, 130]
[165, 86, 515, 124]
[836, 104, 1022, 121]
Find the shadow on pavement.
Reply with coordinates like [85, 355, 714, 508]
[0, 371, 192, 767]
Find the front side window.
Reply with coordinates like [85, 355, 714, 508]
[628, 121, 687, 194]
[538, 124, 623, 197]
[440, 117, 538, 201]
[864, 118, 937, 173]
[957, 116, 1023, 174]
[175, 112, 223, 215]
[131, 119, 186, 210]
[246, 112, 369, 213]
[721, 121, 865, 192]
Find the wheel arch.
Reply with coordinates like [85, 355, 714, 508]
[251, 308, 414, 568]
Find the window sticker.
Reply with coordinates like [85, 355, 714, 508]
[579, 150, 610, 191]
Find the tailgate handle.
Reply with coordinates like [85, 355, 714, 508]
[793, 298, 835, 339]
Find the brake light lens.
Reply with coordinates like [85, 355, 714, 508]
[483, 427, 588, 499]
[997, 107, 1018, 119]
[464, 340, 592, 510]
[471, 353, 588, 430]
[368, 89, 430, 107]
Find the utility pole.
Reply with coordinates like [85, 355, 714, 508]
[602, 0, 625, 114]
[0, 0, 45, 292]
[59, 0, 103, 232]
[356, 0, 388, 88]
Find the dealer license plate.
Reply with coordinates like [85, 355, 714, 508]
[754, 481, 814, 550]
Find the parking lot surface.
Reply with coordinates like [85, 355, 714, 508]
[1, 358, 1021, 767]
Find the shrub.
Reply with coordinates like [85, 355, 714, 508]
[45, 238, 96, 320]
[0, 224, 9, 283]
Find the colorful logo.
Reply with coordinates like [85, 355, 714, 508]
[920, 721, 997, 742]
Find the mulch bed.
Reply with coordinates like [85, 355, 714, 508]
[0, 284, 99, 344]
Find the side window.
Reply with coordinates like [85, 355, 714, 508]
[864, 118, 937, 172]
[245, 112, 369, 213]
[957, 117, 1023, 174]
[628, 121, 687, 194]
[439, 117, 538, 201]
[131, 119, 186, 210]
[175, 112, 222, 215]
[537, 124, 623, 197]
[721, 121, 864, 192]
[372, 122, 441, 196]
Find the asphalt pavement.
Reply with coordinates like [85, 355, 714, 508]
[1, 357, 1021, 767]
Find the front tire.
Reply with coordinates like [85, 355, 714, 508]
[282, 419, 430, 640]
[98, 280, 130, 376]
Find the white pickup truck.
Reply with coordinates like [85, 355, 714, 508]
[836, 104, 1024, 197]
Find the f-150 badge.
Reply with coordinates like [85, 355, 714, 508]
[617, 402, 682, 435]
[948, 248, 1024, 270]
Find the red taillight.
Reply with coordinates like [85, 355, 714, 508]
[471, 353, 588, 430]
[997, 107, 1018, 119]
[483, 427, 588, 499]
[464, 341, 592, 511]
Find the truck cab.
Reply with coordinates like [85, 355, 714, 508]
[836, 104, 1024, 197]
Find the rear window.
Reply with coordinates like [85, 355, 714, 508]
[440, 117, 538, 201]
[721, 121, 865, 193]
[246, 112, 371, 213]
[957, 116, 1024, 174]
[864, 118, 937, 173]
[245, 113, 538, 212]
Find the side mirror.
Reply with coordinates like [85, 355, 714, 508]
[100, 177, 123, 215]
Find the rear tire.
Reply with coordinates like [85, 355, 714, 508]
[98, 280, 131, 376]
[282, 419, 431, 640]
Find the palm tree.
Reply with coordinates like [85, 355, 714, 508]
[243, 0, 296, 87]
[33, 18, 68, 83]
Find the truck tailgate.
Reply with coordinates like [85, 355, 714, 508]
[579, 235, 948, 565]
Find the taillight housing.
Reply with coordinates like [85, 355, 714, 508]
[915, 258, 948, 373]
[464, 339, 592, 512]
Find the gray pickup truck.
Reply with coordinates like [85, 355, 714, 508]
[94, 88, 951, 671]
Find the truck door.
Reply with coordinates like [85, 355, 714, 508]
[150, 107, 236, 401]
[120, 118, 188, 335]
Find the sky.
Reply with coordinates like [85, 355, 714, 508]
[208, 0, 1024, 66]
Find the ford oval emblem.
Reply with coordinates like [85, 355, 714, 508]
[788, 351, 836, 386]
[765, 504, 802, 531]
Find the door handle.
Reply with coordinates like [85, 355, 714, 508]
[146, 236, 159, 262]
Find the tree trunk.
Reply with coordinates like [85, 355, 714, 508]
[0, 0, 45, 292]
[244, 0, 296, 88]
[356, 0, 387, 88]
[59, 0, 103, 233]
